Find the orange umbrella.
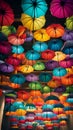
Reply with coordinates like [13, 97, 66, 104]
[30, 90, 42, 97]
[61, 74, 73, 85]
[47, 79, 61, 88]
[46, 24, 65, 38]
[52, 51, 66, 61]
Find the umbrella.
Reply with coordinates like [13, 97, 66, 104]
[65, 16, 73, 30]
[34, 29, 50, 42]
[16, 109, 26, 116]
[50, 0, 73, 18]
[5, 92, 17, 99]
[32, 96, 44, 106]
[8, 34, 26, 45]
[29, 81, 42, 90]
[52, 51, 66, 61]
[0, 1, 14, 26]
[46, 24, 65, 38]
[61, 74, 73, 85]
[21, 14, 46, 31]
[54, 86, 66, 93]
[64, 106, 73, 115]
[10, 73, 26, 84]
[1, 25, 16, 36]
[18, 65, 34, 73]
[0, 41, 11, 55]
[42, 104, 54, 110]
[33, 61, 45, 71]
[0, 63, 14, 73]
[21, 0, 48, 18]
[25, 104, 36, 112]
[47, 79, 61, 88]
[62, 47, 73, 55]
[30, 90, 42, 97]
[45, 60, 59, 70]
[25, 30, 33, 42]
[0, 32, 7, 41]
[59, 57, 73, 68]
[42, 86, 51, 93]
[12, 45, 24, 54]
[17, 91, 29, 100]
[41, 49, 55, 60]
[66, 94, 73, 103]
[62, 29, 73, 41]
[45, 95, 60, 102]
[26, 74, 39, 82]
[25, 50, 40, 60]
[39, 72, 52, 82]
[53, 67, 67, 77]
[0, 85, 13, 91]
[6, 56, 21, 66]
[12, 53, 25, 61]
[42, 111, 56, 118]
[66, 86, 73, 93]
[32, 42, 48, 52]
[48, 39, 63, 51]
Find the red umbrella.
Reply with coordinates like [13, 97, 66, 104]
[0, 41, 11, 55]
[0, 1, 14, 26]
[8, 34, 26, 45]
[6, 56, 21, 66]
[41, 50, 55, 60]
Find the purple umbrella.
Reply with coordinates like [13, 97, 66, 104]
[26, 74, 39, 82]
[50, 0, 73, 18]
[45, 60, 59, 70]
[25, 30, 33, 42]
[0, 41, 11, 55]
[0, 63, 14, 73]
[59, 57, 73, 68]
[62, 29, 73, 41]
[54, 86, 66, 93]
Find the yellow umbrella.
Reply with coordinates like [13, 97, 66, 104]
[34, 28, 50, 42]
[21, 13, 46, 31]
[18, 65, 34, 73]
[52, 51, 66, 61]
[15, 109, 26, 116]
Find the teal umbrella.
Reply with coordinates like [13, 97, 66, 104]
[12, 45, 24, 54]
[53, 67, 67, 77]
[25, 50, 40, 60]
[42, 104, 54, 110]
[45, 95, 60, 102]
[39, 72, 52, 82]
[21, 0, 48, 18]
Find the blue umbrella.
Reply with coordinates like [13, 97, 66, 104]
[42, 111, 56, 118]
[25, 104, 36, 111]
[48, 39, 63, 51]
[62, 47, 73, 55]
[42, 104, 54, 110]
[45, 95, 60, 102]
[25, 50, 40, 60]
[39, 72, 52, 82]
[53, 67, 67, 77]
[10, 73, 26, 84]
[32, 42, 48, 52]
[21, 0, 48, 18]
[12, 45, 24, 54]
[66, 94, 73, 103]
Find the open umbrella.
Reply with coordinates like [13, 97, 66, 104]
[12, 45, 24, 54]
[62, 46, 73, 55]
[42, 110, 56, 118]
[33, 61, 45, 71]
[0, 41, 11, 55]
[10, 73, 26, 84]
[17, 91, 29, 100]
[25, 50, 40, 60]
[18, 65, 34, 73]
[53, 67, 67, 77]
[25, 30, 33, 42]
[34, 29, 50, 42]
[21, 0, 47, 18]
[52, 51, 66, 61]
[32, 42, 48, 52]
[46, 24, 65, 38]
[59, 57, 73, 68]
[61, 74, 73, 85]
[39, 72, 52, 82]
[54, 86, 66, 93]
[62, 29, 73, 41]
[47, 79, 61, 88]
[48, 39, 63, 51]
[41, 49, 55, 60]
[29, 81, 42, 90]
[8, 33, 26, 45]
[50, 0, 73, 18]
[65, 16, 73, 30]
[21, 14, 46, 31]
[45, 60, 59, 70]
[45, 95, 60, 102]
[0, 1, 14, 26]
[26, 74, 39, 82]
[66, 94, 73, 103]
[6, 56, 21, 66]
[25, 104, 36, 112]
[0, 63, 14, 73]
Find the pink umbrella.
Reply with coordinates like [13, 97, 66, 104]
[8, 34, 26, 45]
[0, 41, 11, 55]
[59, 57, 73, 68]
[6, 56, 21, 66]
[50, 0, 73, 18]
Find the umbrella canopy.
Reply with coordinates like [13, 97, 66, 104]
[15, 109, 26, 116]
[54, 86, 66, 93]
[32, 42, 48, 52]
[53, 67, 67, 77]
[47, 79, 61, 88]
[6, 56, 21, 66]
[59, 57, 73, 68]
[62, 47, 73, 55]
[65, 16, 73, 30]
[25, 104, 36, 112]
[34, 29, 50, 42]
[12, 45, 24, 54]
[52, 51, 66, 61]
[45, 60, 59, 70]
[29, 81, 42, 90]
[50, 0, 73, 18]
[41, 49, 55, 60]
[8, 34, 26, 45]
[42, 111, 56, 118]
[33, 61, 45, 71]
[0, 1, 14, 26]
[0, 63, 14, 73]
[21, 14, 46, 31]
[18, 65, 34, 73]
[46, 24, 65, 38]
[1, 25, 16, 36]
[39, 72, 52, 82]
[48, 39, 63, 51]
[26, 74, 39, 82]
[42, 104, 54, 110]
[25, 50, 40, 60]
[10, 73, 26, 84]
[45, 95, 60, 102]
[21, 0, 48, 18]
[62, 29, 73, 41]
[42, 86, 51, 93]
[0, 41, 11, 55]
[25, 30, 33, 42]
[61, 74, 73, 85]
[17, 91, 29, 100]
[66, 94, 73, 103]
